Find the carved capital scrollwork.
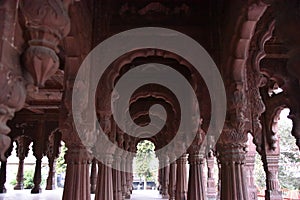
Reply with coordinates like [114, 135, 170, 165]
[20, 0, 70, 87]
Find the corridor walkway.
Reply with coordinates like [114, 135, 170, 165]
[0, 189, 162, 200]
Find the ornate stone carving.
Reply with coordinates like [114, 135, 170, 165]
[20, 0, 70, 87]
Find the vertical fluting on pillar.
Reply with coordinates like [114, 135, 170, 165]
[206, 151, 217, 200]
[62, 147, 92, 200]
[125, 154, 134, 198]
[90, 158, 98, 194]
[245, 134, 258, 200]
[217, 144, 248, 200]
[113, 151, 123, 200]
[168, 153, 177, 200]
[175, 154, 188, 200]
[95, 155, 114, 200]
[158, 154, 170, 199]
[187, 153, 206, 200]
[121, 153, 128, 199]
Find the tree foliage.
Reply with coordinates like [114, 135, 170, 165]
[134, 140, 158, 182]
[56, 142, 67, 174]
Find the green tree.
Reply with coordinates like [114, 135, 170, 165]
[278, 118, 300, 190]
[134, 140, 158, 189]
[56, 142, 67, 174]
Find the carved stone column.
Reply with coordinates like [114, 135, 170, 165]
[90, 158, 98, 194]
[263, 154, 282, 200]
[112, 151, 123, 200]
[187, 153, 206, 200]
[158, 154, 170, 199]
[125, 154, 134, 198]
[0, 0, 26, 162]
[168, 153, 177, 200]
[246, 134, 258, 200]
[217, 143, 248, 200]
[175, 154, 188, 200]
[62, 147, 92, 200]
[31, 155, 42, 193]
[121, 152, 128, 199]
[20, 0, 71, 87]
[46, 132, 61, 190]
[206, 151, 217, 200]
[95, 155, 114, 200]
[14, 136, 31, 190]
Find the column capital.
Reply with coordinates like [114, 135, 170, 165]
[65, 146, 92, 164]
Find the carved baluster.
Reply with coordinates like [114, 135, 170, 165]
[90, 158, 98, 194]
[14, 136, 31, 190]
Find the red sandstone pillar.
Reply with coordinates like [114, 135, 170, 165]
[45, 157, 56, 190]
[14, 136, 31, 190]
[217, 144, 249, 200]
[168, 153, 177, 200]
[113, 151, 123, 200]
[206, 151, 217, 200]
[95, 155, 114, 200]
[175, 154, 188, 200]
[62, 147, 92, 200]
[121, 153, 128, 199]
[158, 154, 170, 199]
[187, 153, 206, 200]
[245, 134, 258, 200]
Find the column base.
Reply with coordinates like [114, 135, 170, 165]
[14, 184, 23, 190]
[45, 185, 55, 190]
[162, 194, 169, 199]
[31, 187, 42, 194]
[265, 190, 282, 200]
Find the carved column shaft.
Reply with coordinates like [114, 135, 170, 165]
[112, 153, 122, 200]
[217, 144, 248, 200]
[95, 155, 114, 200]
[263, 154, 282, 200]
[121, 156, 128, 198]
[187, 153, 206, 200]
[62, 147, 92, 200]
[175, 154, 188, 200]
[168, 159, 177, 200]
[206, 152, 217, 200]
[158, 155, 170, 198]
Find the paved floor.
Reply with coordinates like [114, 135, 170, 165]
[0, 189, 162, 200]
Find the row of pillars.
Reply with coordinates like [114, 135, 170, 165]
[0, 134, 60, 194]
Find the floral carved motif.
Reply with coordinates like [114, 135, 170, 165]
[20, 0, 70, 87]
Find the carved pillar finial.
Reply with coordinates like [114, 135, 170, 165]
[20, 0, 70, 87]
